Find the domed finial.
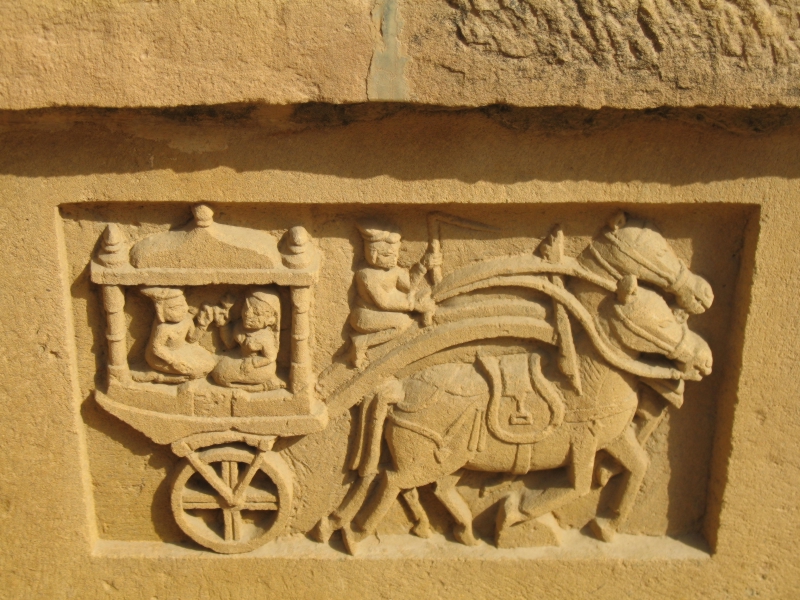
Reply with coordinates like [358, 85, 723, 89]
[192, 204, 214, 227]
[289, 226, 310, 246]
[281, 226, 315, 269]
[98, 224, 130, 267]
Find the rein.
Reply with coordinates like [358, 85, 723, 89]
[590, 230, 692, 299]
[611, 304, 689, 361]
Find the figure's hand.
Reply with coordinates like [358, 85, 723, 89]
[406, 293, 416, 312]
[175, 361, 195, 375]
[422, 251, 443, 271]
[213, 306, 230, 327]
[196, 305, 214, 328]
[221, 293, 236, 309]
[416, 294, 436, 315]
[248, 355, 271, 368]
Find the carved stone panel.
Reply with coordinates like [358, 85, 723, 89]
[60, 201, 750, 557]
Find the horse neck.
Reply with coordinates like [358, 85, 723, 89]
[566, 333, 638, 408]
[577, 244, 620, 279]
[568, 271, 611, 320]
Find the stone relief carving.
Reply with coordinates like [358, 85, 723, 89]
[90, 205, 324, 553]
[348, 220, 437, 370]
[89, 206, 714, 555]
[448, 0, 799, 71]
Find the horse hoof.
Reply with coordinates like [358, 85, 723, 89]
[312, 517, 333, 543]
[496, 513, 562, 549]
[412, 521, 432, 539]
[454, 524, 479, 546]
[590, 517, 617, 543]
[497, 491, 524, 529]
[341, 522, 365, 555]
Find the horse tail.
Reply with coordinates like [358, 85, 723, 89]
[348, 378, 405, 477]
[347, 391, 374, 472]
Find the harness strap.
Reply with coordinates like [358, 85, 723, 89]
[588, 242, 624, 280]
[604, 231, 677, 284]
[666, 326, 691, 362]
[666, 263, 691, 298]
[389, 401, 484, 464]
[563, 391, 639, 423]
[512, 444, 533, 475]
[613, 304, 686, 355]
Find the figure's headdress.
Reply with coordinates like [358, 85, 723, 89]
[356, 220, 401, 244]
[245, 287, 281, 319]
[140, 286, 185, 301]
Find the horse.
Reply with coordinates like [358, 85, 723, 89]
[574, 212, 714, 316]
[330, 275, 711, 551]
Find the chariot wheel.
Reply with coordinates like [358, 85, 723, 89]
[170, 444, 293, 554]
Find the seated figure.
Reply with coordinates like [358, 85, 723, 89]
[212, 288, 286, 391]
[140, 286, 217, 380]
[349, 221, 437, 370]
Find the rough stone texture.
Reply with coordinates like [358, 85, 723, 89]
[0, 1, 375, 109]
[405, 0, 800, 107]
[2, 0, 800, 109]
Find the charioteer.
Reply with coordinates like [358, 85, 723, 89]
[349, 221, 439, 370]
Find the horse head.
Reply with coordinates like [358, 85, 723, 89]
[580, 212, 714, 315]
[601, 275, 712, 381]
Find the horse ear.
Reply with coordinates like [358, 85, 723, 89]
[608, 211, 627, 231]
[616, 274, 638, 304]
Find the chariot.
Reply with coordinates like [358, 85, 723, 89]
[91, 205, 327, 553]
[91, 206, 712, 554]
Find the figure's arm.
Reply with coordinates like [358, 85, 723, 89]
[187, 306, 213, 343]
[408, 263, 427, 288]
[218, 322, 237, 349]
[357, 271, 414, 312]
[252, 330, 279, 367]
[396, 268, 412, 293]
[150, 325, 191, 372]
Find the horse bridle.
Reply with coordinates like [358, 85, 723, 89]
[589, 230, 693, 300]
[612, 303, 692, 363]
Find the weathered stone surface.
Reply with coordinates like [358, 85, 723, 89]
[0, 0, 375, 109]
[2, 1, 799, 109]
[404, 0, 800, 107]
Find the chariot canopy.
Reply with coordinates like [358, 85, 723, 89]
[92, 204, 319, 287]
[90, 204, 327, 445]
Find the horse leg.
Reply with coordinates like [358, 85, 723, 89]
[317, 473, 377, 539]
[401, 488, 432, 538]
[357, 470, 402, 537]
[590, 425, 650, 542]
[336, 470, 402, 554]
[434, 471, 478, 546]
[515, 432, 597, 523]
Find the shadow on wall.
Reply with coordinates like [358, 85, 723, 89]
[1, 104, 800, 184]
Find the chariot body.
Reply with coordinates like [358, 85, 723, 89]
[91, 205, 327, 553]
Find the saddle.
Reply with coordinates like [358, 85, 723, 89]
[479, 352, 565, 446]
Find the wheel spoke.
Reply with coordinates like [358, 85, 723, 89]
[223, 509, 234, 542]
[240, 502, 278, 511]
[231, 452, 265, 505]
[223, 507, 245, 542]
[187, 453, 235, 504]
[182, 488, 225, 510]
[245, 489, 278, 504]
[232, 510, 243, 541]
